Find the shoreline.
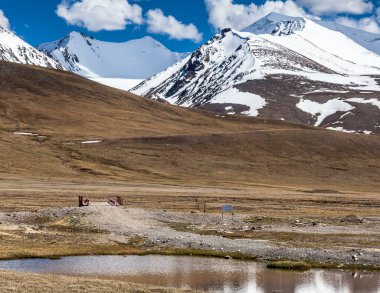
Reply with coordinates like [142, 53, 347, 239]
[0, 249, 379, 272]
[0, 206, 379, 271]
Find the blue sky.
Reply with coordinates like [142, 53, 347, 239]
[0, 0, 379, 53]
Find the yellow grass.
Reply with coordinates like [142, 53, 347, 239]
[0, 270, 193, 293]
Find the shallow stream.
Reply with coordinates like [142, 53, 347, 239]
[0, 255, 379, 292]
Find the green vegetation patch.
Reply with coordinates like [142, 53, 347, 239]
[267, 261, 311, 271]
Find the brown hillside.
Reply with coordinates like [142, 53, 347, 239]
[0, 61, 379, 192]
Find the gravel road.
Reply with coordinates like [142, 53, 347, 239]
[1, 204, 379, 268]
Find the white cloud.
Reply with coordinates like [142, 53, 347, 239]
[336, 16, 380, 33]
[296, 0, 373, 15]
[204, 0, 314, 30]
[146, 9, 203, 42]
[56, 0, 143, 32]
[377, 7, 380, 23]
[0, 9, 10, 30]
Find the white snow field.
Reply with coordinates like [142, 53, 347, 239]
[296, 99, 354, 126]
[346, 98, 380, 110]
[38, 33, 186, 80]
[90, 78, 144, 91]
[212, 88, 267, 116]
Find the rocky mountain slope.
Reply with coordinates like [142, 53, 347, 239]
[0, 26, 63, 69]
[38, 32, 186, 84]
[132, 13, 380, 135]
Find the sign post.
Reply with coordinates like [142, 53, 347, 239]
[222, 205, 234, 221]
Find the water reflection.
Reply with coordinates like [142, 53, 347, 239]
[0, 255, 378, 293]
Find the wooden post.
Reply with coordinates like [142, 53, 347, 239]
[79, 196, 83, 207]
[116, 196, 124, 206]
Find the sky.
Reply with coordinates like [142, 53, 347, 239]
[0, 0, 380, 53]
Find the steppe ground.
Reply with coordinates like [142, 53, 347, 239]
[0, 62, 379, 292]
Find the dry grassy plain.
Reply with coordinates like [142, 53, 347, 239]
[0, 62, 379, 192]
[0, 62, 379, 290]
[0, 270, 192, 293]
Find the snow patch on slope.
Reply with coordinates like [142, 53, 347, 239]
[346, 98, 380, 109]
[212, 87, 267, 116]
[297, 98, 355, 126]
[326, 127, 357, 134]
[90, 78, 144, 91]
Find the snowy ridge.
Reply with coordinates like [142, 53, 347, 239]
[249, 17, 380, 75]
[314, 20, 380, 56]
[243, 13, 306, 36]
[38, 32, 187, 79]
[0, 26, 63, 69]
[133, 28, 333, 106]
[132, 13, 380, 135]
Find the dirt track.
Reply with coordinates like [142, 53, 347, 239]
[1, 202, 379, 268]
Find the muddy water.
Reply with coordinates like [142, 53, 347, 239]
[0, 255, 379, 292]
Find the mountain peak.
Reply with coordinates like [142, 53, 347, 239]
[68, 31, 84, 38]
[265, 12, 305, 22]
[37, 34, 186, 79]
[132, 13, 380, 135]
[0, 25, 63, 70]
[242, 13, 306, 36]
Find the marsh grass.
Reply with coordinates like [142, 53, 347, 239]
[267, 261, 311, 271]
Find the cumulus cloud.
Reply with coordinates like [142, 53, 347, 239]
[0, 10, 10, 30]
[56, 0, 143, 32]
[336, 16, 380, 34]
[146, 9, 203, 42]
[204, 0, 314, 30]
[296, 0, 373, 15]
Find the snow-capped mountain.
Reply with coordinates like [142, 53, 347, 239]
[132, 13, 380, 135]
[38, 32, 187, 89]
[0, 26, 63, 69]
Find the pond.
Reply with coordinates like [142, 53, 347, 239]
[0, 255, 379, 292]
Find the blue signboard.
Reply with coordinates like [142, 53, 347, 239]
[222, 205, 234, 212]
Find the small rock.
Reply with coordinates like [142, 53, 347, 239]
[342, 215, 365, 224]
[224, 255, 232, 259]
[352, 255, 358, 261]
